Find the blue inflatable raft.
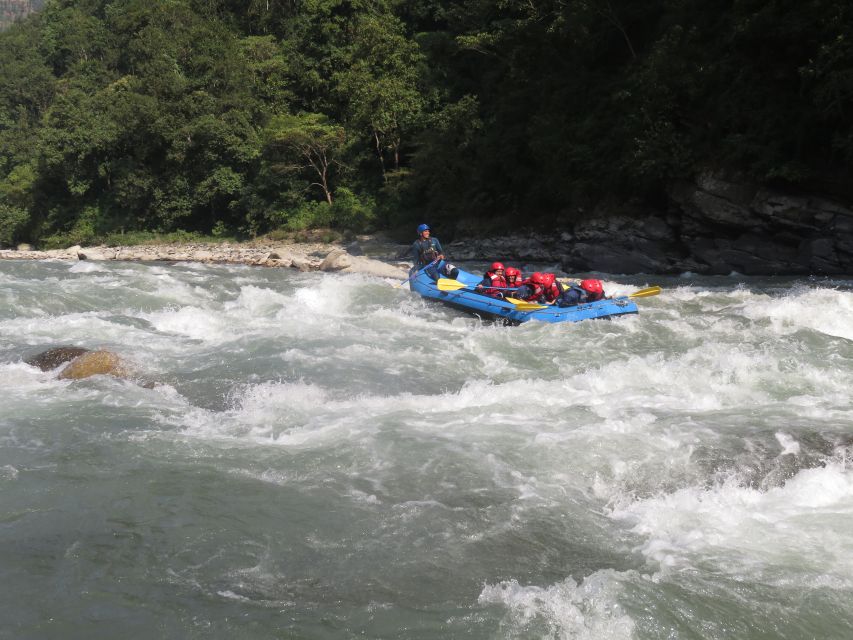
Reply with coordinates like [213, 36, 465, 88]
[408, 266, 638, 324]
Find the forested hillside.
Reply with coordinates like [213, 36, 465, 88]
[0, 0, 43, 31]
[1, 0, 851, 248]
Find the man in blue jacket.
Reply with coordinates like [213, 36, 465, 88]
[557, 279, 606, 306]
[410, 224, 460, 280]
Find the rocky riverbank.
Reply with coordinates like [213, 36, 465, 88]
[0, 238, 414, 279]
[4, 174, 852, 276]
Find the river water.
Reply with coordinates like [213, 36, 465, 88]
[2, 259, 853, 639]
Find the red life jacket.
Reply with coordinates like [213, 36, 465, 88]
[543, 281, 562, 303]
[483, 270, 508, 296]
[517, 278, 546, 301]
[506, 274, 523, 288]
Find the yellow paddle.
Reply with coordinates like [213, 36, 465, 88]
[436, 278, 520, 292]
[436, 279, 547, 310]
[627, 286, 661, 298]
[436, 278, 478, 292]
[504, 297, 548, 310]
[559, 281, 662, 300]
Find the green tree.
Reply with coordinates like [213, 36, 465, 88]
[262, 113, 346, 205]
[333, 12, 426, 179]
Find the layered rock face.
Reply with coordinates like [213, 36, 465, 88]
[659, 174, 853, 275]
[449, 174, 853, 275]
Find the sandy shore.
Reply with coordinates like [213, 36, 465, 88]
[0, 239, 412, 279]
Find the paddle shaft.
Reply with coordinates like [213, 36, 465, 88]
[437, 278, 659, 306]
[396, 258, 440, 287]
[436, 278, 519, 292]
[558, 281, 661, 299]
[436, 279, 546, 309]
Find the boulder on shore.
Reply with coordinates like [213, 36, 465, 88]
[341, 255, 410, 279]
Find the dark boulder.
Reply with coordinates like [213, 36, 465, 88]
[24, 347, 90, 371]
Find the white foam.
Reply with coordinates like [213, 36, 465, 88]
[610, 461, 853, 582]
[478, 572, 635, 639]
[0, 465, 19, 481]
[775, 432, 801, 456]
[69, 261, 107, 273]
[144, 305, 232, 341]
[741, 286, 853, 340]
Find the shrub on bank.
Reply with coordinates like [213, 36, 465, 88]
[0, 204, 29, 248]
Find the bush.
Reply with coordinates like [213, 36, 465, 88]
[280, 189, 376, 232]
[331, 187, 375, 231]
[285, 200, 334, 231]
[40, 205, 101, 249]
[264, 228, 291, 241]
[0, 204, 30, 247]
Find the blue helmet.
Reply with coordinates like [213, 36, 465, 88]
[416, 223, 430, 234]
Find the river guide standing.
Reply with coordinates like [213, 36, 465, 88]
[411, 224, 460, 281]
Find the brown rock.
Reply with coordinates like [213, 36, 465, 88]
[58, 350, 129, 380]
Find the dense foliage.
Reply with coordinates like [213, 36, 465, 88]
[1, 0, 851, 247]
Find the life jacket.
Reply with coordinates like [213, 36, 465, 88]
[481, 270, 507, 296]
[517, 279, 546, 302]
[414, 237, 442, 265]
[557, 284, 602, 307]
[505, 273, 523, 288]
[543, 281, 563, 303]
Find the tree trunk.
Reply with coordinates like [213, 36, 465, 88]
[374, 130, 387, 181]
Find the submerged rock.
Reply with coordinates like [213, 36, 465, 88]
[24, 346, 147, 384]
[24, 346, 90, 371]
[57, 350, 129, 380]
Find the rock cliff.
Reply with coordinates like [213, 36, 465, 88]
[0, 0, 40, 31]
[448, 174, 853, 275]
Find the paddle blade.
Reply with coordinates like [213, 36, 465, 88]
[505, 297, 547, 310]
[628, 286, 661, 299]
[436, 278, 467, 292]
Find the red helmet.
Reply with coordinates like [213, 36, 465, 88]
[490, 262, 505, 272]
[581, 279, 603, 294]
[542, 273, 556, 286]
[505, 267, 521, 278]
[531, 272, 546, 285]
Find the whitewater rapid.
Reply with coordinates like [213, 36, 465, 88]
[2, 259, 852, 639]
